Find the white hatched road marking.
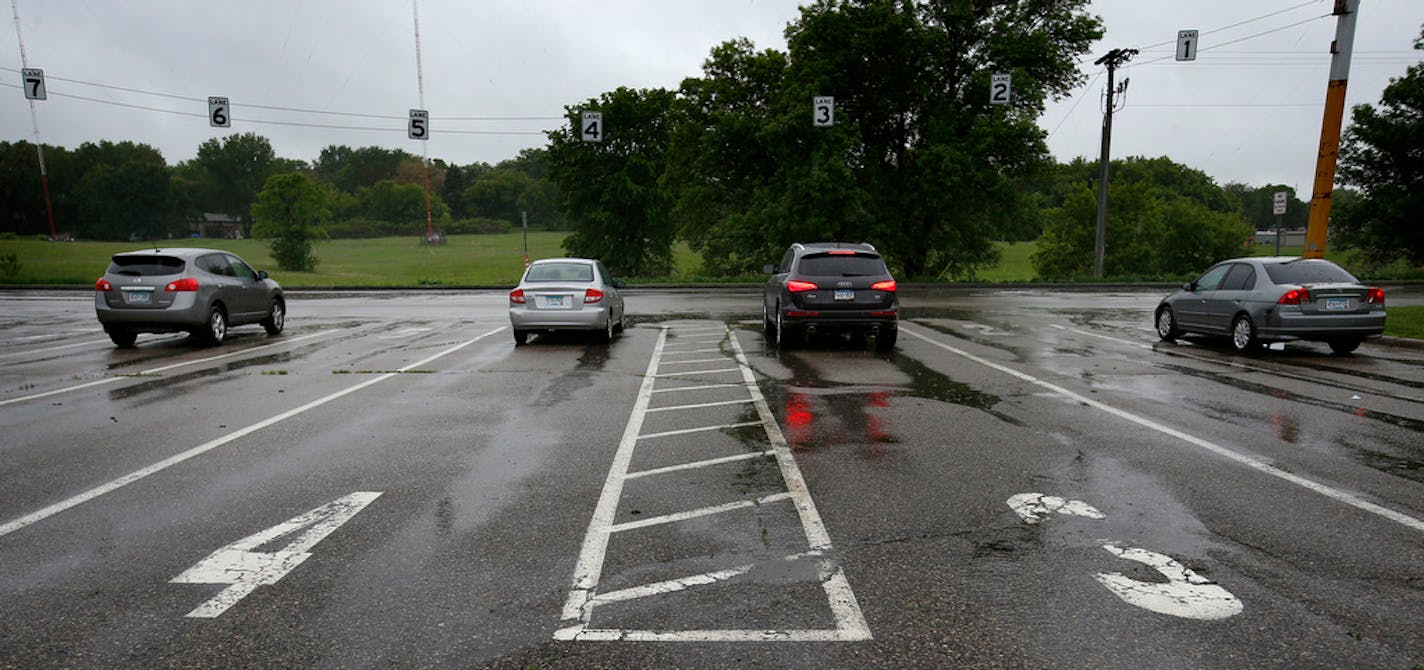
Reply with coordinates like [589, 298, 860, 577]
[645, 398, 753, 413]
[661, 348, 724, 356]
[556, 325, 871, 642]
[0, 328, 505, 539]
[903, 324, 1424, 534]
[650, 383, 743, 395]
[652, 367, 741, 378]
[659, 357, 731, 366]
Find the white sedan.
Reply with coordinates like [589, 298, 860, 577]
[508, 258, 626, 345]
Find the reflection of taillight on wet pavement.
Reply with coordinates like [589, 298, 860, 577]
[785, 392, 812, 450]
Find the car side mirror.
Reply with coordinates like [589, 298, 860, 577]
[258, 270, 269, 280]
[613, 280, 627, 289]
[763, 264, 775, 274]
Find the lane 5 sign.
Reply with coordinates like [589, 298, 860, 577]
[409, 109, 429, 140]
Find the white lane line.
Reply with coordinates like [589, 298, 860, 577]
[637, 421, 762, 441]
[592, 550, 822, 605]
[560, 327, 668, 622]
[650, 383, 743, 395]
[653, 367, 742, 378]
[646, 398, 753, 413]
[569, 629, 865, 642]
[625, 451, 776, 479]
[668, 327, 728, 334]
[902, 325, 1424, 534]
[659, 357, 730, 366]
[0, 327, 505, 540]
[0, 330, 337, 408]
[664, 338, 726, 347]
[610, 493, 794, 533]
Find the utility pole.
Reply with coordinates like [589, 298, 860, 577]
[1303, 0, 1359, 259]
[1092, 48, 1137, 277]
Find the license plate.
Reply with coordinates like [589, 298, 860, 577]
[834, 289, 855, 301]
[1324, 297, 1350, 311]
[122, 290, 152, 305]
[539, 295, 569, 309]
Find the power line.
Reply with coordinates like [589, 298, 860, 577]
[1047, 70, 1102, 140]
[1128, 13, 1333, 69]
[1133, 0, 1327, 51]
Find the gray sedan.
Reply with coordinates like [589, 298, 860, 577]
[1154, 257, 1386, 355]
[95, 247, 285, 347]
[508, 258, 625, 345]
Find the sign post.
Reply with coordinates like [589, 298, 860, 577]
[1273, 191, 1288, 255]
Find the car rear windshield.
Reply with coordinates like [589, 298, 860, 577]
[798, 253, 887, 277]
[526, 262, 594, 282]
[1264, 260, 1358, 285]
[107, 255, 185, 276]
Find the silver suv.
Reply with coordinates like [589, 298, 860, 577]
[95, 248, 285, 348]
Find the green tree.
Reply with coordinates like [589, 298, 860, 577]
[251, 173, 331, 272]
[1224, 182, 1308, 231]
[311, 145, 413, 193]
[74, 160, 174, 240]
[664, 0, 1101, 278]
[463, 168, 533, 225]
[192, 133, 277, 235]
[1032, 156, 1250, 279]
[547, 86, 678, 276]
[1335, 28, 1424, 266]
[356, 179, 449, 231]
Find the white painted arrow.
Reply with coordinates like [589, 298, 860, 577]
[1093, 544, 1243, 620]
[1006, 493, 1106, 524]
[172, 491, 382, 618]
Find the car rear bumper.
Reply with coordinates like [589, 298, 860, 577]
[509, 305, 610, 331]
[1259, 311, 1386, 342]
[780, 308, 898, 332]
[95, 294, 204, 332]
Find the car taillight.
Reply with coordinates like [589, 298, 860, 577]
[165, 278, 199, 292]
[584, 288, 604, 303]
[870, 280, 897, 292]
[827, 250, 856, 255]
[1366, 287, 1385, 305]
[1277, 288, 1310, 305]
[787, 280, 818, 293]
[95, 278, 112, 291]
[509, 288, 526, 304]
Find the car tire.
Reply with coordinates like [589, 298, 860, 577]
[875, 326, 898, 352]
[1155, 306, 1179, 342]
[198, 305, 227, 345]
[600, 315, 614, 343]
[614, 308, 625, 333]
[1328, 338, 1362, 356]
[1231, 314, 1259, 354]
[513, 329, 528, 346]
[261, 298, 285, 335]
[776, 306, 797, 349]
[107, 329, 137, 348]
[764, 303, 778, 345]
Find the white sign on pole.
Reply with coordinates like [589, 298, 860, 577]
[581, 111, 603, 142]
[813, 96, 834, 127]
[208, 97, 231, 128]
[1273, 191, 1288, 216]
[1176, 30, 1199, 61]
[989, 73, 1011, 105]
[408, 109, 429, 140]
[21, 68, 46, 100]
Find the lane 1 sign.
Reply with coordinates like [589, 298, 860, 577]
[1177, 30, 1199, 61]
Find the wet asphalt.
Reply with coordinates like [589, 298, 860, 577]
[0, 287, 1421, 669]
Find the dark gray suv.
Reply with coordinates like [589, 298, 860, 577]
[763, 242, 898, 350]
[95, 248, 285, 348]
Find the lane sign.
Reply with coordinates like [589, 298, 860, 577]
[21, 68, 46, 100]
[990, 73, 1011, 105]
[408, 109, 429, 140]
[172, 491, 382, 618]
[1273, 191, 1288, 216]
[581, 111, 602, 142]
[1177, 30, 1199, 61]
[813, 96, 834, 127]
[208, 97, 230, 128]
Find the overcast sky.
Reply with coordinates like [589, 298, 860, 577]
[2, 0, 1419, 193]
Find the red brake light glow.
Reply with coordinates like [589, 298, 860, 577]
[584, 288, 604, 303]
[1366, 287, 1385, 305]
[827, 250, 857, 255]
[95, 278, 112, 291]
[1277, 288, 1310, 305]
[870, 280, 897, 292]
[165, 278, 199, 292]
[509, 288, 526, 304]
[786, 280, 818, 293]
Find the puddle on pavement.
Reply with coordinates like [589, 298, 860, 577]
[108, 350, 300, 402]
[529, 343, 610, 408]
